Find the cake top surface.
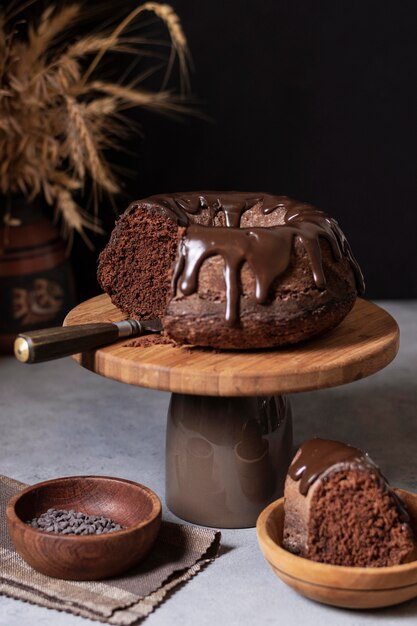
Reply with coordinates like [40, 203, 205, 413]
[288, 438, 372, 495]
[142, 191, 289, 227]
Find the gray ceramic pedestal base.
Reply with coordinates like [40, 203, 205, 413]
[165, 393, 293, 528]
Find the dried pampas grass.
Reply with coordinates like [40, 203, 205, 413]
[0, 1, 192, 247]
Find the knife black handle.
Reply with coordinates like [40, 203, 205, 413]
[14, 323, 120, 364]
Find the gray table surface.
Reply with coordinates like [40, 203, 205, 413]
[1, 300, 416, 626]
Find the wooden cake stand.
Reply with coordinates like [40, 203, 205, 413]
[65, 295, 399, 529]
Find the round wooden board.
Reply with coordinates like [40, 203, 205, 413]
[64, 295, 399, 397]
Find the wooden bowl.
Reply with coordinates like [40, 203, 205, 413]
[6, 475, 162, 580]
[256, 488, 417, 609]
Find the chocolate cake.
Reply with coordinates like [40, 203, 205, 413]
[283, 439, 415, 567]
[97, 192, 364, 349]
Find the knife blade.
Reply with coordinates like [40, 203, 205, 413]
[14, 318, 163, 364]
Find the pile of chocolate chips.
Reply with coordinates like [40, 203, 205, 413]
[27, 508, 124, 535]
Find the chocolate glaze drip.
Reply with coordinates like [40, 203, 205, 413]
[283, 201, 365, 294]
[174, 224, 301, 325]
[167, 193, 364, 326]
[288, 438, 409, 522]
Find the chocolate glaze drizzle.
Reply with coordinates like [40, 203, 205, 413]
[288, 438, 409, 522]
[148, 192, 364, 326]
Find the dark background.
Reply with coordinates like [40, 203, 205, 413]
[54, 1, 417, 300]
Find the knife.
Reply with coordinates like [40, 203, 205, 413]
[14, 319, 163, 364]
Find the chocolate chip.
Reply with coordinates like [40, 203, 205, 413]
[26, 508, 125, 535]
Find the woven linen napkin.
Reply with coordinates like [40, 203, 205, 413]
[0, 476, 221, 625]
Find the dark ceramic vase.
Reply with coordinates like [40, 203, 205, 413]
[0, 196, 76, 353]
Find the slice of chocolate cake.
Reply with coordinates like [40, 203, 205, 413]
[283, 438, 415, 567]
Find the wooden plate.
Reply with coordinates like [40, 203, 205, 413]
[256, 489, 417, 609]
[64, 295, 399, 397]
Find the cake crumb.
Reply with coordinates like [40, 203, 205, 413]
[123, 333, 174, 348]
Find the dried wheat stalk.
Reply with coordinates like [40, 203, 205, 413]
[0, 1, 191, 247]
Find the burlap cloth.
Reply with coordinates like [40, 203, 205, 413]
[0, 476, 221, 624]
